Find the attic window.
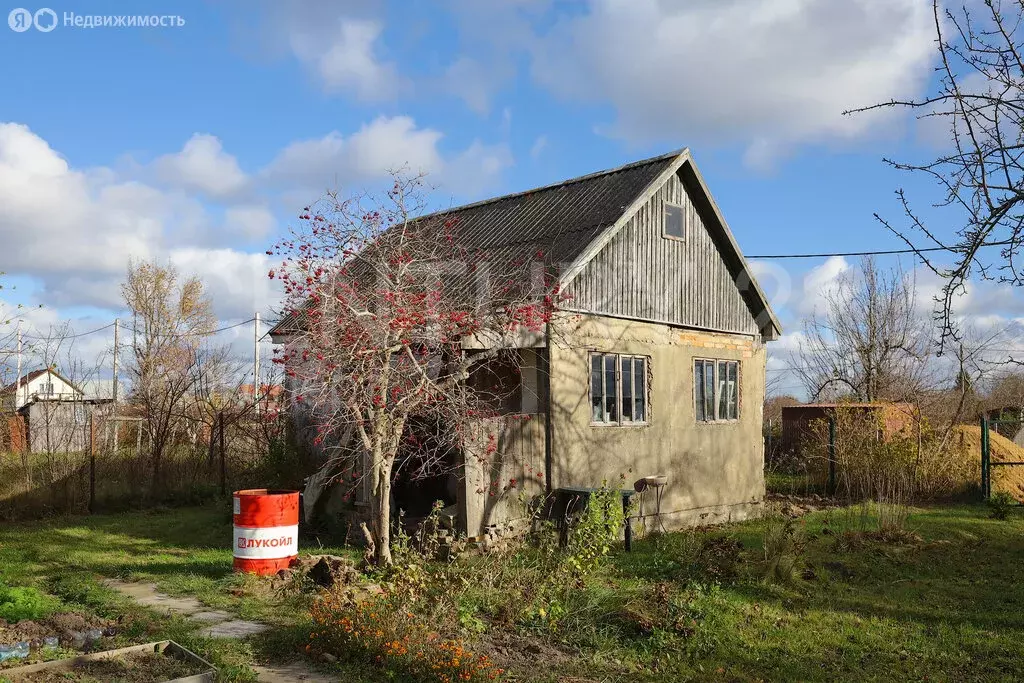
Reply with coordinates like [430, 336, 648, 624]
[665, 203, 685, 240]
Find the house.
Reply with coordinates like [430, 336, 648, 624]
[1, 368, 111, 453]
[781, 402, 917, 455]
[1, 367, 83, 412]
[270, 149, 781, 536]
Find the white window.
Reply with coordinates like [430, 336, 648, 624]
[694, 359, 739, 422]
[665, 202, 686, 240]
[41, 382, 54, 396]
[590, 353, 648, 425]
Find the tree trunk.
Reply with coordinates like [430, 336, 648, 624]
[372, 457, 393, 565]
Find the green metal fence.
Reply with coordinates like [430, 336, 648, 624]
[979, 415, 1024, 500]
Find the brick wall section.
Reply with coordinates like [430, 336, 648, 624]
[677, 330, 756, 357]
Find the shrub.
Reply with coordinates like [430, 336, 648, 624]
[310, 588, 504, 683]
[0, 582, 59, 622]
[988, 491, 1016, 520]
[804, 409, 974, 502]
[762, 513, 805, 584]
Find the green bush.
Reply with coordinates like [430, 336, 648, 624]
[988, 491, 1016, 520]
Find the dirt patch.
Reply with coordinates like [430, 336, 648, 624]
[474, 630, 576, 676]
[3, 650, 205, 683]
[766, 493, 837, 517]
[0, 613, 115, 648]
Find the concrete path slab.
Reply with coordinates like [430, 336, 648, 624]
[101, 578, 331, 680]
[253, 663, 338, 682]
[188, 610, 234, 623]
[198, 619, 271, 639]
[102, 579, 205, 615]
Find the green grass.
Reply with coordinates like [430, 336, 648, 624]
[0, 500, 367, 682]
[427, 504, 1024, 682]
[3, 502, 1024, 681]
[575, 505, 1024, 681]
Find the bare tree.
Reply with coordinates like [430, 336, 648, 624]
[121, 260, 216, 491]
[272, 173, 562, 565]
[796, 257, 931, 402]
[850, 1, 1024, 343]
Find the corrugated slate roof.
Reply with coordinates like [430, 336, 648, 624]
[269, 150, 680, 337]
[414, 149, 679, 262]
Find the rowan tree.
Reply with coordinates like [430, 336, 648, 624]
[270, 173, 562, 565]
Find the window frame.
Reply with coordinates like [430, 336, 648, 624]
[663, 201, 687, 241]
[693, 358, 740, 423]
[590, 352, 650, 427]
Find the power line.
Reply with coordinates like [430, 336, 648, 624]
[23, 321, 116, 341]
[22, 318, 257, 342]
[747, 239, 1014, 260]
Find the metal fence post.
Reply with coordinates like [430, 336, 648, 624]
[827, 417, 837, 496]
[219, 412, 227, 497]
[88, 414, 96, 514]
[981, 415, 990, 500]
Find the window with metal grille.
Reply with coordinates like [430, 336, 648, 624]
[694, 359, 739, 422]
[591, 353, 648, 425]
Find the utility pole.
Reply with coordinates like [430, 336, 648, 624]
[15, 321, 22, 409]
[112, 318, 119, 404]
[88, 414, 96, 514]
[112, 319, 120, 451]
[253, 312, 260, 415]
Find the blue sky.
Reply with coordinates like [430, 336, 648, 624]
[0, 0, 1019, 396]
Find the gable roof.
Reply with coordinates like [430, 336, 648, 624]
[269, 149, 781, 340]
[0, 367, 83, 397]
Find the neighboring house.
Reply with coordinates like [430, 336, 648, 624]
[19, 397, 112, 453]
[1, 367, 83, 412]
[1, 368, 111, 453]
[271, 149, 781, 536]
[781, 402, 917, 455]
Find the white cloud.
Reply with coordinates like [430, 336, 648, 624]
[531, 0, 935, 167]
[153, 134, 248, 199]
[0, 119, 513, 324]
[441, 140, 515, 197]
[262, 116, 512, 200]
[224, 205, 276, 241]
[797, 256, 851, 316]
[169, 248, 276, 321]
[290, 17, 405, 100]
[0, 123, 277, 320]
[263, 116, 443, 195]
[444, 57, 500, 114]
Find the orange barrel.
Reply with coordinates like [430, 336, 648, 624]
[232, 489, 300, 575]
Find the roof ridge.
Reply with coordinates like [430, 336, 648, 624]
[416, 148, 685, 221]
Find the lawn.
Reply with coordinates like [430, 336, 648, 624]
[0, 501, 366, 681]
[1, 501, 1023, 682]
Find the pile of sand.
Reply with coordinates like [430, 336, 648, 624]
[950, 425, 1024, 501]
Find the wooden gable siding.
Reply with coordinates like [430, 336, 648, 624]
[564, 171, 761, 336]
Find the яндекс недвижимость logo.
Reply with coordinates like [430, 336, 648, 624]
[8, 8, 184, 31]
[8, 7, 57, 32]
